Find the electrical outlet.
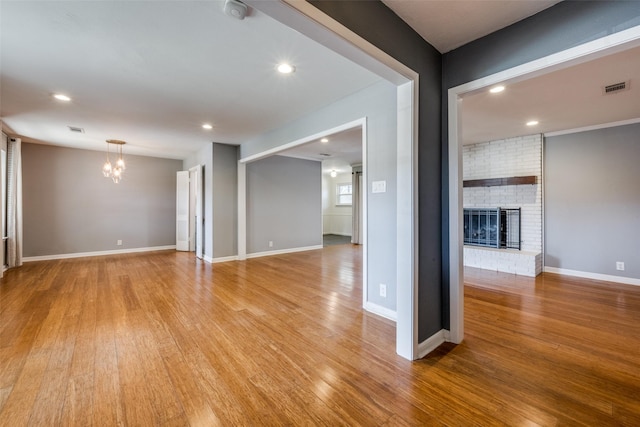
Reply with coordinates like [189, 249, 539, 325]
[379, 283, 387, 298]
[268, 241, 274, 248]
[616, 261, 625, 271]
[117, 240, 123, 246]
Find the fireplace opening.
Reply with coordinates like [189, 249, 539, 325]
[464, 208, 521, 250]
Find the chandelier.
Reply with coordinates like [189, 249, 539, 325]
[102, 139, 126, 183]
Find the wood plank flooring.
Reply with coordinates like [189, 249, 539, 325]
[1, 247, 639, 425]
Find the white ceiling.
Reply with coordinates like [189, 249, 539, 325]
[381, 0, 562, 53]
[278, 127, 362, 175]
[461, 46, 640, 144]
[0, 1, 380, 159]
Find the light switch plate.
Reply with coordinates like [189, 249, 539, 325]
[372, 180, 386, 193]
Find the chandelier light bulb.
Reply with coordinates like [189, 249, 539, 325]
[102, 161, 112, 177]
[102, 140, 127, 183]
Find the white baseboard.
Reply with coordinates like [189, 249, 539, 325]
[544, 266, 640, 287]
[211, 255, 238, 263]
[323, 232, 352, 237]
[203, 255, 214, 263]
[363, 301, 397, 322]
[246, 245, 323, 259]
[23, 245, 176, 262]
[417, 329, 446, 359]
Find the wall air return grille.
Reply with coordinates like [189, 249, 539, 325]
[603, 81, 629, 95]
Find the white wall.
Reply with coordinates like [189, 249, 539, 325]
[322, 170, 352, 236]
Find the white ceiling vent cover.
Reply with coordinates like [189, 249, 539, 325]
[603, 81, 630, 95]
[68, 126, 85, 133]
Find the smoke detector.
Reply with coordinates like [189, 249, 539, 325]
[224, 0, 248, 20]
[602, 80, 630, 95]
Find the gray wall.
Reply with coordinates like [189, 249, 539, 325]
[246, 155, 321, 254]
[241, 80, 399, 311]
[212, 143, 237, 258]
[23, 143, 182, 257]
[441, 0, 640, 328]
[184, 143, 214, 260]
[545, 123, 640, 279]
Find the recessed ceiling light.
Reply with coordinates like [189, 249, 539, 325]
[330, 170, 337, 178]
[277, 63, 295, 74]
[320, 138, 329, 143]
[526, 120, 539, 126]
[489, 85, 505, 94]
[202, 124, 213, 130]
[53, 93, 71, 101]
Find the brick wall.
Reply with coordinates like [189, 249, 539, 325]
[463, 134, 542, 253]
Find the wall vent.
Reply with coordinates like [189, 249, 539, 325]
[68, 126, 85, 133]
[603, 81, 630, 95]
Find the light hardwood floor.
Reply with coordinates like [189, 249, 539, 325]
[1, 247, 639, 425]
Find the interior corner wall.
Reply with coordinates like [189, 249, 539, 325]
[545, 123, 640, 280]
[23, 143, 182, 257]
[442, 1, 640, 328]
[212, 143, 238, 258]
[246, 155, 321, 254]
[184, 143, 214, 260]
[309, 0, 443, 340]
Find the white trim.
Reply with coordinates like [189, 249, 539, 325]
[322, 232, 352, 237]
[237, 162, 247, 260]
[417, 330, 446, 359]
[364, 301, 397, 322]
[544, 117, 640, 138]
[203, 255, 214, 263]
[23, 245, 176, 262]
[448, 25, 640, 348]
[544, 266, 640, 287]
[211, 255, 239, 264]
[395, 81, 419, 359]
[246, 245, 323, 259]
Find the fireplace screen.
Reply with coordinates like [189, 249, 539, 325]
[464, 208, 521, 250]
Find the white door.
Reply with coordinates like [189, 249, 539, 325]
[176, 171, 189, 251]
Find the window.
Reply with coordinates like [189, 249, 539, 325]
[336, 183, 352, 206]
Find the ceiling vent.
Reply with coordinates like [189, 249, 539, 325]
[603, 81, 630, 95]
[318, 153, 331, 157]
[68, 126, 84, 133]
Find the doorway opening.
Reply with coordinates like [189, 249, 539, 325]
[448, 27, 640, 343]
[176, 165, 203, 259]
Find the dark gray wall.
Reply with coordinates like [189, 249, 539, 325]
[545, 123, 640, 279]
[310, 0, 443, 341]
[212, 143, 238, 258]
[23, 143, 182, 257]
[441, 1, 640, 328]
[246, 155, 321, 254]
